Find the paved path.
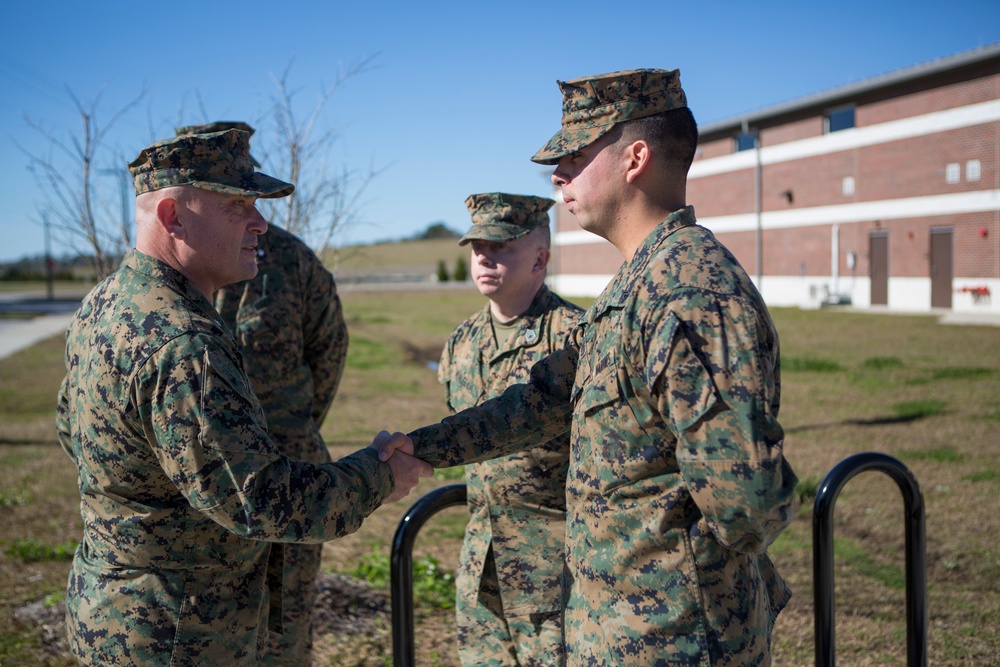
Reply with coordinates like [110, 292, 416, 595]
[0, 291, 997, 362]
[0, 295, 80, 359]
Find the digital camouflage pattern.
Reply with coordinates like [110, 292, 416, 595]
[127, 129, 293, 198]
[460, 193, 555, 246]
[440, 284, 582, 667]
[175, 121, 261, 166]
[56, 250, 392, 667]
[410, 207, 797, 666]
[215, 222, 349, 666]
[531, 68, 687, 165]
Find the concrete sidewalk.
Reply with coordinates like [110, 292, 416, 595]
[0, 293, 81, 360]
[0, 313, 74, 359]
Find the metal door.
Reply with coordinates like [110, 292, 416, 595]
[869, 232, 889, 306]
[930, 228, 953, 309]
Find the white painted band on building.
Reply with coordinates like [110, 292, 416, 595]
[555, 189, 1000, 244]
[689, 99, 1000, 178]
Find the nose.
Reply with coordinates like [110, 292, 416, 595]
[551, 165, 568, 187]
[249, 206, 268, 235]
[473, 247, 495, 267]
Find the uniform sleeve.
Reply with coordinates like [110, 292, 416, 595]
[410, 345, 577, 467]
[137, 333, 393, 543]
[438, 335, 457, 413]
[300, 252, 348, 427]
[645, 291, 796, 554]
[56, 375, 74, 461]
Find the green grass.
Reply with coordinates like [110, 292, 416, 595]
[351, 547, 457, 610]
[862, 356, 904, 370]
[890, 399, 949, 420]
[782, 356, 842, 372]
[834, 537, 907, 590]
[794, 475, 821, 506]
[434, 466, 466, 481]
[930, 367, 995, 381]
[2, 292, 999, 666]
[4, 539, 77, 563]
[962, 470, 1000, 483]
[0, 490, 31, 507]
[896, 446, 963, 463]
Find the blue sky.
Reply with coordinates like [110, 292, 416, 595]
[2, 0, 999, 263]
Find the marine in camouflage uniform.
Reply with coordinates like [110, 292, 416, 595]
[399, 70, 798, 665]
[440, 193, 582, 667]
[178, 121, 349, 666]
[55, 129, 428, 666]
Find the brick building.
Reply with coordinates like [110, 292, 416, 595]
[548, 44, 1000, 314]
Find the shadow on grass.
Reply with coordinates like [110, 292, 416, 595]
[786, 414, 927, 433]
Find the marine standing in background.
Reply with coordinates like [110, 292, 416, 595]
[56, 129, 430, 667]
[439, 193, 582, 667]
[178, 121, 349, 666]
[381, 68, 798, 666]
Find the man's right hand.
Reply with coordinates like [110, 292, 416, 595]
[384, 451, 434, 504]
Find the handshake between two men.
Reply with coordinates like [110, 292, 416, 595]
[369, 430, 433, 503]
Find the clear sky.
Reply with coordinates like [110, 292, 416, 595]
[2, 0, 999, 263]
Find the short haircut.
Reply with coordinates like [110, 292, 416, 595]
[532, 223, 551, 249]
[608, 106, 699, 175]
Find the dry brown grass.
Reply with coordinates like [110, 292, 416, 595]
[1, 288, 998, 666]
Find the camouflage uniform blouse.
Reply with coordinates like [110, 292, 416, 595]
[55, 251, 393, 667]
[214, 223, 347, 465]
[410, 207, 798, 666]
[439, 285, 582, 619]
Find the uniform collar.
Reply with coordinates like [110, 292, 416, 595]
[485, 283, 556, 353]
[127, 250, 226, 324]
[585, 206, 697, 323]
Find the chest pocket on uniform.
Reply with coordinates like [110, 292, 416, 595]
[234, 294, 277, 351]
[198, 346, 270, 452]
[575, 356, 673, 497]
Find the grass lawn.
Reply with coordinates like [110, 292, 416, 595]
[1, 286, 998, 666]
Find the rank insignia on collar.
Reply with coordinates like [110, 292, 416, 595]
[524, 329, 537, 343]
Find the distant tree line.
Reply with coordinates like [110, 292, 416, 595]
[0, 254, 99, 282]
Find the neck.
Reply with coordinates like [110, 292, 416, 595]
[489, 282, 543, 323]
[136, 238, 214, 299]
[609, 175, 686, 260]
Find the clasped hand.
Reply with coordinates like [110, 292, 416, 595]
[368, 430, 433, 503]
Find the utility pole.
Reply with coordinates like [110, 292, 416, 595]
[43, 211, 54, 301]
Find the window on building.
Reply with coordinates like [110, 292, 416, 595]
[946, 163, 961, 184]
[733, 132, 757, 152]
[825, 105, 855, 133]
[842, 176, 855, 196]
[966, 159, 981, 182]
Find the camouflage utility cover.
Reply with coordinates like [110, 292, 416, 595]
[175, 121, 262, 166]
[460, 192, 555, 245]
[532, 68, 687, 165]
[410, 207, 797, 665]
[56, 251, 391, 666]
[440, 284, 582, 666]
[128, 129, 292, 198]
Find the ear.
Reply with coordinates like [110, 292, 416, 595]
[533, 247, 551, 273]
[623, 139, 652, 184]
[156, 196, 186, 240]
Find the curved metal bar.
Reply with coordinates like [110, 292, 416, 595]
[812, 452, 927, 667]
[390, 484, 468, 667]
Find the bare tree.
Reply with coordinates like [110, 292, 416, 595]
[256, 59, 386, 256]
[18, 85, 145, 279]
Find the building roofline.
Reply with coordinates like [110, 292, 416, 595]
[699, 42, 1000, 136]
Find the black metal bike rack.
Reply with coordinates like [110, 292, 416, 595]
[812, 451, 927, 667]
[390, 483, 467, 667]
[391, 453, 927, 666]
